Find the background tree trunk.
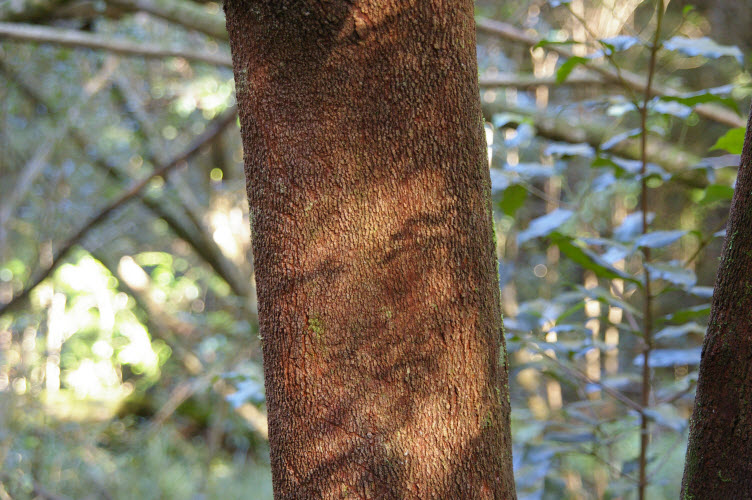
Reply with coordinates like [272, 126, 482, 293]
[682, 108, 752, 496]
[224, 1, 516, 498]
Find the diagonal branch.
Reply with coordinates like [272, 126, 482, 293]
[0, 56, 119, 251]
[478, 72, 604, 89]
[0, 59, 249, 298]
[113, 75, 251, 297]
[0, 106, 238, 317]
[0, 22, 232, 66]
[105, 0, 227, 40]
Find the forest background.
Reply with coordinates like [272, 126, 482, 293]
[0, 0, 749, 498]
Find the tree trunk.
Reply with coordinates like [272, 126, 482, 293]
[224, 1, 516, 498]
[682, 108, 752, 497]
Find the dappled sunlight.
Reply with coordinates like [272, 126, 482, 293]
[118, 255, 150, 291]
[209, 204, 249, 262]
[0, 0, 749, 496]
[116, 322, 160, 376]
[64, 358, 123, 400]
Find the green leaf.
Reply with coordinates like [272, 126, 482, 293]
[613, 212, 654, 242]
[633, 348, 702, 367]
[642, 405, 688, 432]
[518, 209, 574, 244]
[555, 302, 586, 323]
[688, 286, 714, 298]
[651, 100, 692, 118]
[701, 184, 735, 204]
[544, 142, 595, 158]
[544, 431, 595, 443]
[663, 304, 711, 323]
[711, 127, 746, 154]
[556, 56, 588, 84]
[543, 477, 569, 497]
[601, 128, 641, 151]
[657, 85, 739, 114]
[533, 38, 576, 49]
[598, 35, 639, 54]
[654, 322, 706, 341]
[634, 230, 687, 249]
[551, 233, 637, 283]
[492, 112, 526, 128]
[663, 36, 743, 64]
[498, 184, 528, 217]
[646, 262, 697, 289]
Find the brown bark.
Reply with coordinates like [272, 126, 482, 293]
[681, 107, 752, 498]
[224, 1, 516, 498]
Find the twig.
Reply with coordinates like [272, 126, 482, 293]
[656, 380, 696, 406]
[113, 76, 251, 297]
[2, 58, 250, 298]
[683, 219, 728, 268]
[564, 448, 639, 484]
[0, 107, 237, 317]
[478, 72, 604, 89]
[105, 0, 227, 40]
[529, 344, 644, 414]
[0, 22, 232, 66]
[0, 56, 119, 249]
[147, 379, 205, 432]
[637, 3, 665, 498]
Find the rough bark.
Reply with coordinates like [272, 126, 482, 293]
[224, 1, 516, 498]
[681, 107, 752, 497]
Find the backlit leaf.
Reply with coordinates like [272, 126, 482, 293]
[556, 56, 588, 84]
[700, 184, 734, 204]
[663, 36, 743, 64]
[646, 262, 697, 289]
[654, 322, 706, 341]
[711, 127, 745, 155]
[518, 209, 574, 244]
[551, 233, 637, 283]
[633, 348, 702, 367]
[498, 184, 528, 217]
[634, 230, 686, 249]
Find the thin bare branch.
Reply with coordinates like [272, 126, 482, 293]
[637, 4, 665, 497]
[530, 344, 645, 414]
[0, 56, 119, 250]
[0, 22, 232, 66]
[0, 107, 238, 317]
[114, 77, 251, 297]
[478, 72, 604, 89]
[105, 0, 227, 40]
[1, 59, 250, 299]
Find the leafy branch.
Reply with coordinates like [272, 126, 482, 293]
[475, 16, 744, 128]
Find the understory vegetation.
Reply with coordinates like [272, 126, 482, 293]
[1, 0, 749, 498]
